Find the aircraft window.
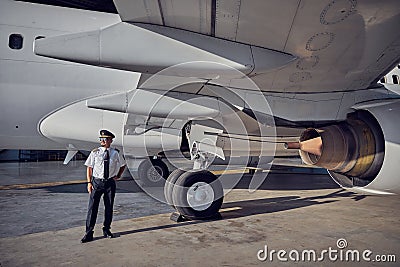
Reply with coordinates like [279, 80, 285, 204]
[392, 75, 399, 84]
[380, 77, 386, 83]
[9, 34, 23, 50]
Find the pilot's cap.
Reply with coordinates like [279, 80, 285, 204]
[99, 129, 115, 139]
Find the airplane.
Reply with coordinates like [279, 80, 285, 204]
[2, 0, 400, 220]
[0, 0, 299, 185]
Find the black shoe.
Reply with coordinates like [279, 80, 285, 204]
[103, 228, 114, 238]
[81, 231, 93, 243]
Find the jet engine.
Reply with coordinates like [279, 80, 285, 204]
[286, 99, 400, 194]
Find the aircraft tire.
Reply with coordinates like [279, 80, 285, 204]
[164, 168, 186, 208]
[172, 170, 223, 220]
[138, 158, 169, 187]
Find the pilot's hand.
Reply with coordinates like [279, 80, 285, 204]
[87, 183, 93, 193]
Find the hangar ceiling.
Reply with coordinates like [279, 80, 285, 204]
[19, 0, 117, 13]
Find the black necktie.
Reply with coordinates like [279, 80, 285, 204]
[104, 150, 109, 179]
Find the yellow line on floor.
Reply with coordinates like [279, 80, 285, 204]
[0, 180, 87, 190]
[211, 168, 249, 175]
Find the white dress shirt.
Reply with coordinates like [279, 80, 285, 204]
[85, 147, 126, 178]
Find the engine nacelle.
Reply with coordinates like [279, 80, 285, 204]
[293, 99, 400, 194]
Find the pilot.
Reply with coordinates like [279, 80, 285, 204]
[81, 130, 126, 243]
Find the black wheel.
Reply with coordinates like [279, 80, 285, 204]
[164, 168, 186, 207]
[172, 170, 224, 220]
[138, 158, 169, 187]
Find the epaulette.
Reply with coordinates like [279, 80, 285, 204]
[92, 148, 99, 152]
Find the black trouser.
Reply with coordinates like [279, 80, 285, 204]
[85, 178, 116, 233]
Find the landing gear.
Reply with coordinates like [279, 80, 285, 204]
[138, 158, 169, 187]
[164, 122, 225, 220]
[164, 168, 186, 207]
[165, 169, 224, 220]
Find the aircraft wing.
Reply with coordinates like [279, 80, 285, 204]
[35, 0, 400, 122]
[111, 0, 400, 93]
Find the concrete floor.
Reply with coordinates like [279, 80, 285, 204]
[0, 161, 398, 266]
